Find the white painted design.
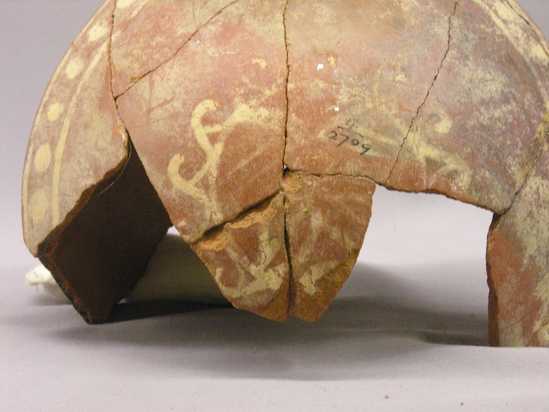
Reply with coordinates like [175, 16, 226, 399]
[47, 102, 64, 122]
[52, 43, 108, 227]
[34, 144, 52, 173]
[168, 99, 276, 236]
[168, 100, 224, 229]
[117, 0, 138, 9]
[87, 22, 110, 42]
[299, 260, 339, 296]
[29, 189, 49, 224]
[214, 231, 285, 301]
[65, 56, 85, 80]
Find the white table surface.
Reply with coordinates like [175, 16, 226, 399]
[1, 1, 548, 411]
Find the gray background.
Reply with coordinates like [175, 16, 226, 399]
[1, 1, 548, 411]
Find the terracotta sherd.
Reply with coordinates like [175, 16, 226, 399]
[22, 0, 549, 346]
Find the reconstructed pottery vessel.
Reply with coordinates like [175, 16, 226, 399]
[22, 0, 549, 346]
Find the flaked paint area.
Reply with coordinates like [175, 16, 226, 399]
[514, 175, 549, 268]
[216, 245, 286, 301]
[511, 116, 549, 346]
[487, 229, 543, 346]
[284, 0, 455, 182]
[298, 260, 339, 296]
[111, 0, 238, 96]
[487, 118, 549, 346]
[387, 0, 549, 213]
[534, 273, 549, 346]
[284, 172, 375, 321]
[515, 172, 549, 346]
[478, 0, 549, 83]
[192, 193, 289, 321]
